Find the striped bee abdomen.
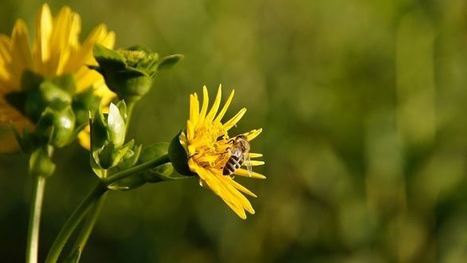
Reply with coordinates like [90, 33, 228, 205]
[223, 152, 244, 176]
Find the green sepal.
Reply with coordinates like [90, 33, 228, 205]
[29, 147, 55, 178]
[158, 54, 184, 71]
[111, 140, 136, 167]
[91, 45, 170, 103]
[100, 69, 152, 103]
[93, 139, 135, 171]
[121, 46, 159, 76]
[21, 70, 44, 91]
[117, 144, 142, 170]
[50, 74, 76, 94]
[89, 110, 108, 151]
[93, 142, 115, 170]
[11, 127, 42, 154]
[89, 101, 127, 151]
[24, 81, 72, 121]
[72, 88, 101, 126]
[115, 100, 128, 122]
[107, 144, 145, 191]
[90, 150, 107, 179]
[168, 131, 195, 176]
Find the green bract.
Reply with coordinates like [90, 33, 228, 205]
[29, 147, 55, 178]
[6, 71, 101, 152]
[91, 44, 183, 103]
[168, 131, 194, 176]
[35, 103, 76, 148]
[89, 100, 148, 182]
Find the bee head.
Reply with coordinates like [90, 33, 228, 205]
[234, 135, 250, 152]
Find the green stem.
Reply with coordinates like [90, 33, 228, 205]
[65, 194, 107, 262]
[105, 154, 170, 184]
[45, 154, 171, 263]
[45, 183, 107, 263]
[26, 175, 46, 263]
[125, 102, 135, 129]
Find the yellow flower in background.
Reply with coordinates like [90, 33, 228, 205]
[180, 85, 265, 219]
[0, 4, 115, 152]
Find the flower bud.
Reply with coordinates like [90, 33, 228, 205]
[89, 101, 140, 179]
[90, 101, 127, 151]
[29, 147, 55, 178]
[35, 103, 76, 148]
[91, 44, 182, 103]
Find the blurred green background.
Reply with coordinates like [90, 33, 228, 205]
[2, 0, 467, 262]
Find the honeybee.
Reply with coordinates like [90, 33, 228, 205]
[222, 135, 252, 176]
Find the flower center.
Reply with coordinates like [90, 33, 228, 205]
[190, 124, 232, 170]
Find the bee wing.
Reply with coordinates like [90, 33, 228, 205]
[245, 152, 253, 177]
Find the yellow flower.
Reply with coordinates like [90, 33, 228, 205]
[180, 85, 265, 219]
[0, 4, 115, 152]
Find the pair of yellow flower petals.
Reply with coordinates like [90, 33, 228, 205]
[0, 4, 265, 219]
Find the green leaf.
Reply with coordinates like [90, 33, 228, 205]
[93, 44, 126, 70]
[107, 173, 145, 191]
[139, 142, 169, 162]
[158, 54, 184, 71]
[138, 142, 172, 181]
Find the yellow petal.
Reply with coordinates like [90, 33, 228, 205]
[99, 28, 115, 48]
[245, 128, 262, 141]
[74, 67, 103, 92]
[48, 6, 80, 75]
[214, 89, 235, 122]
[215, 175, 254, 215]
[10, 19, 32, 87]
[234, 168, 266, 179]
[77, 126, 91, 150]
[227, 178, 257, 198]
[190, 162, 252, 218]
[243, 160, 265, 166]
[223, 108, 247, 131]
[186, 120, 195, 146]
[0, 35, 11, 63]
[198, 85, 209, 123]
[33, 3, 53, 68]
[205, 85, 222, 122]
[189, 94, 199, 125]
[248, 153, 263, 158]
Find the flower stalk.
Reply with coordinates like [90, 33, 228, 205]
[45, 182, 107, 263]
[64, 194, 107, 263]
[26, 175, 46, 263]
[26, 145, 55, 263]
[45, 154, 179, 262]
